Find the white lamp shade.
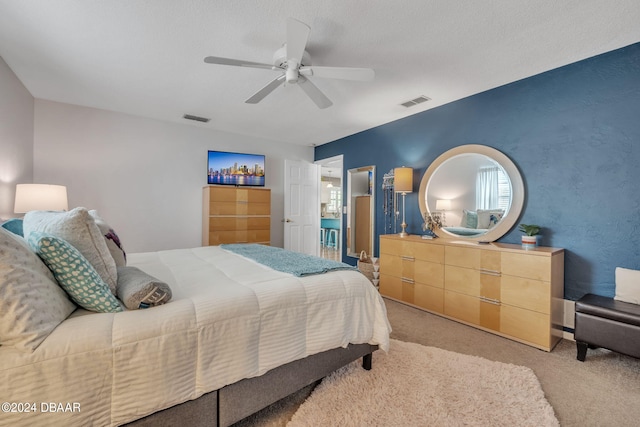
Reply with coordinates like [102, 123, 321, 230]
[14, 184, 69, 213]
[435, 199, 451, 211]
[394, 167, 413, 193]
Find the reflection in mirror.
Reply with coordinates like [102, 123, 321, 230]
[426, 154, 510, 235]
[347, 166, 375, 258]
[418, 145, 524, 242]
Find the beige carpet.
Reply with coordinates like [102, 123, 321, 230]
[287, 339, 559, 427]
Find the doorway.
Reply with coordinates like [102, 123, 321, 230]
[316, 155, 343, 261]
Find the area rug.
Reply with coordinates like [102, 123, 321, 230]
[288, 339, 559, 426]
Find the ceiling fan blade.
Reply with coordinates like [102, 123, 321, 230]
[299, 66, 375, 81]
[245, 74, 286, 104]
[298, 76, 333, 109]
[204, 56, 274, 70]
[286, 18, 311, 63]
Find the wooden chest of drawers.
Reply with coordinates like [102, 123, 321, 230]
[202, 186, 271, 245]
[380, 234, 564, 351]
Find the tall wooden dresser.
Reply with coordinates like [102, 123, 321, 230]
[202, 186, 271, 246]
[379, 234, 564, 351]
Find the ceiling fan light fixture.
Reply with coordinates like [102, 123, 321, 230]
[285, 60, 299, 83]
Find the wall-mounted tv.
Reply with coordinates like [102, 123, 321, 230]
[207, 150, 265, 187]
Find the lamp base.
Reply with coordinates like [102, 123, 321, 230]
[399, 221, 409, 237]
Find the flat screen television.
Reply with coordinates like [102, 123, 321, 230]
[207, 150, 265, 187]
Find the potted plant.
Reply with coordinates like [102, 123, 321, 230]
[519, 224, 541, 247]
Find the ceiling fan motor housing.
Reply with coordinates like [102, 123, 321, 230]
[273, 45, 311, 71]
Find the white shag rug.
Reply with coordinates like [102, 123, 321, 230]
[288, 339, 559, 427]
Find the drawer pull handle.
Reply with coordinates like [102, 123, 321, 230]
[479, 268, 501, 277]
[401, 256, 415, 262]
[479, 296, 501, 305]
[401, 277, 415, 284]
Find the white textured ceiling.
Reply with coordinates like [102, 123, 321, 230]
[1, 0, 639, 146]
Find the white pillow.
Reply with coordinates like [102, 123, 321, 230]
[477, 209, 504, 229]
[0, 227, 76, 351]
[614, 267, 640, 305]
[23, 207, 118, 295]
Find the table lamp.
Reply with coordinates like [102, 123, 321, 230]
[14, 184, 69, 213]
[394, 167, 413, 237]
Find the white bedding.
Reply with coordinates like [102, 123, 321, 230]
[0, 246, 390, 426]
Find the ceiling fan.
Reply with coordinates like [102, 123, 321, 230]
[204, 18, 374, 109]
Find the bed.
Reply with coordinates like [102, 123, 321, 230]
[0, 211, 390, 427]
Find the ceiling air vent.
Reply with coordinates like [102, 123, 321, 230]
[400, 95, 431, 108]
[183, 114, 210, 123]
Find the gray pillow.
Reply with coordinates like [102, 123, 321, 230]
[0, 228, 76, 351]
[116, 266, 172, 310]
[23, 207, 118, 295]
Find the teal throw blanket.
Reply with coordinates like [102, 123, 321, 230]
[220, 244, 357, 277]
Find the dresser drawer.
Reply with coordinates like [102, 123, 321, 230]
[379, 274, 402, 300]
[208, 230, 270, 245]
[380, 237, 444, 263]
[208, 201, 270, 216]
[501, 252, 551, 281]
[501, 276, 551, 314]
[209, 216, 270, 231]
[444, 265, 501, 299]
[415, 284, 444, 313]
[445, 245, 500, 272]
[500, 305, 550, 348]
[380, 274, 444, 314]
[209, 187, 270, 203]
[415, 260, 444, 288]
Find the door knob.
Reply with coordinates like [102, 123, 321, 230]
[282, 218, 293, 223]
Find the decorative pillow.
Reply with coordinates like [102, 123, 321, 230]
[477, 209, 504, 229]
[28, 232, 122, 313]
[1, 218, 23, 236]
[23, 207, 118, 294]
[0, 228, 76, 352]
[89, 210, 127, 267]
[116, 266, 172, 310]
[614, 267, 640, 305]
[488, 212, 504, 229]
[460, 210, 478, 229]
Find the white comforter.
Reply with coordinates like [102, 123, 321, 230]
[0, 246, 390, 426]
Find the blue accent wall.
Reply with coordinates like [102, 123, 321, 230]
[315, 42, 640, 301]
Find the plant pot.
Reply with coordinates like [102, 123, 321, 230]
[521, 235, 538, 248]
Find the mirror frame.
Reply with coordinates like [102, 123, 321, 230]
[346, 166, 375, 258]
[418, 145, 524, 242]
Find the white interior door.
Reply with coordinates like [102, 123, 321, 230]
[284, 160, 320, 255]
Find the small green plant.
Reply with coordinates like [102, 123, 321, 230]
[518, 224, 541, 236]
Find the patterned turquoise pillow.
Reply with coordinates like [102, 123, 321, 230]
[28, 232, 122, 313]
[461, 209, 478, 229]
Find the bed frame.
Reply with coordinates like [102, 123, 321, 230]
[125, 343, 377, 426]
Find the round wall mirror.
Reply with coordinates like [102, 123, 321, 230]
[418, 145, 524, 242]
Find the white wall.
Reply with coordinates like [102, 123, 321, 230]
[0, 57, 34, 218]
[33, 100, 313, 252]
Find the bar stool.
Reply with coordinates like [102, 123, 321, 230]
[327, 229, 338, 250]
[320, 228, 327, 246]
